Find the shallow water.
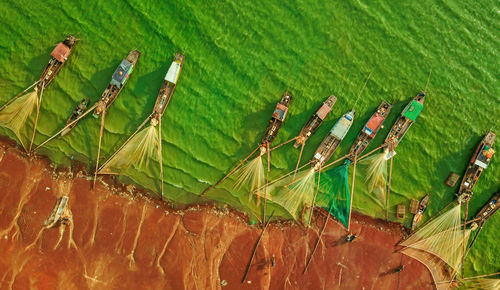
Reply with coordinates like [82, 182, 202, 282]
[0, 0, 498, 276]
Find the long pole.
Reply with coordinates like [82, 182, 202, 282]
[0, 80, 40, 112]
[93, 109, 106, 189]
[303, 211, 329, 274]
[201, 144, 262, 196]
[347, 156, 357, 232]
[263, 141, 270, 224]
[31, 103, 98, 152]
[29, 82, 45, 151]
[159, 117, 164, 200]
[307, 168, 321, 225]
[269, 136, 298, 151]
[242, 212, 274, 283]
[386, 157, 394, 220]
[461, 199, 470, 278]
[293, 142, 305, 180]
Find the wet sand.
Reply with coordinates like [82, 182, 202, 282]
[0, 140, 434, 289]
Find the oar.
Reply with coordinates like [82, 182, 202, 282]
[29, 82, 45, 151]
[242, 211, 274, 283]
[93, 109, 106, 189]
[201, 144, 263, 196]
[347, 156, 357, 232]
[97, 113, 153, 172]
[31, 103, 98, 152]
[0, 80, 40, 112]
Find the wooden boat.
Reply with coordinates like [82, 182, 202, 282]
[348, 100, 392, 160]
[384, 92, 425, 156]
[37, 35, 78, 90]
[260, 92, 292, 151]
[293, 95, 336, 148]
[457, 131, 496, 203]
[93, 50, 141, 118]
[411, 194, 430, 231]
[470, 193, 499, 229]
[151, 53, 185, 125]
[44, 196, 69, 228]
[61, 99, 89, 136]
[311, 110, 355, 169]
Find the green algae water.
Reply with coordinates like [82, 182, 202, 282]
[0, 0, 498, 277]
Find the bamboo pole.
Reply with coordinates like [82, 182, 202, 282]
[93, 109, 106, 189]
[242, 212, 274, 283]
[159, 117, 164, 200]
[201, 144, 262, 196]
[0, 80, 40, 112]
[31, 103, 98, 152]
[293, 142, 305, 180]
[347, 156, 357, 232]
[263, 141, 270, 224]
[303, 212, 329, 274]
[269, 136, 297, 151]
[307, 168, 321, 225]
[461, 200, 470, 278]
[386, 157, 394, 220]
[29, 82, 45, 152]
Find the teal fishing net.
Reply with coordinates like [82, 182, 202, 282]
[315, 161, 351, 228]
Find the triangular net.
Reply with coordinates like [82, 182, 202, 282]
[360, 152, 387, 207]
[258, 168, 316, 221]
[464, 278, 500, 290]
[99, 125, 160, 174]
[0, 90, 38, 149]
[315, 162, 351, 228]
[232, 155, 265, 197]
[400, 204, 470, 272]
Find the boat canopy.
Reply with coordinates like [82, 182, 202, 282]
[165, 60, 181, 84]
[111, 59, 133, 89]
[403, 100, 424, 122]
[331, 113, 354, 140]
[51, 43, 71, 63]
[273, 103, 288, 121]
[316, 103, 332, 120]
[365, 114, 384, 136]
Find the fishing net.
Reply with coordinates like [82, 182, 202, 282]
[98, 125, 159, 174]
[400, 204, 471, 272]
[464, 278, 500, 290]
[360, 152, 387, 207]
[315, 162, 351, 228]
[233, 155, 265, 197]
[259, 168, 316, 221]
[0, 90, 38, 149]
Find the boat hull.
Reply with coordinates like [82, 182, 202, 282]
[260, 92, 292, 149]
[37, 35, 78, 90]
[457, 131, 496, 202]
[293, 95, 336, 148]
[348, 100, 392, 160]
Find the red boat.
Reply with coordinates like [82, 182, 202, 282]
[37, 35, 78, 90]
[348, 100, 392, 160]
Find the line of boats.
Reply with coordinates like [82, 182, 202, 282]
[1, 35, 497, 232]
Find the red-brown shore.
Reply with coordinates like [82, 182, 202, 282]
[0, 140, 434, 289]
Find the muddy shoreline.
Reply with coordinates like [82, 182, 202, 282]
[0, 140, 434, 289]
